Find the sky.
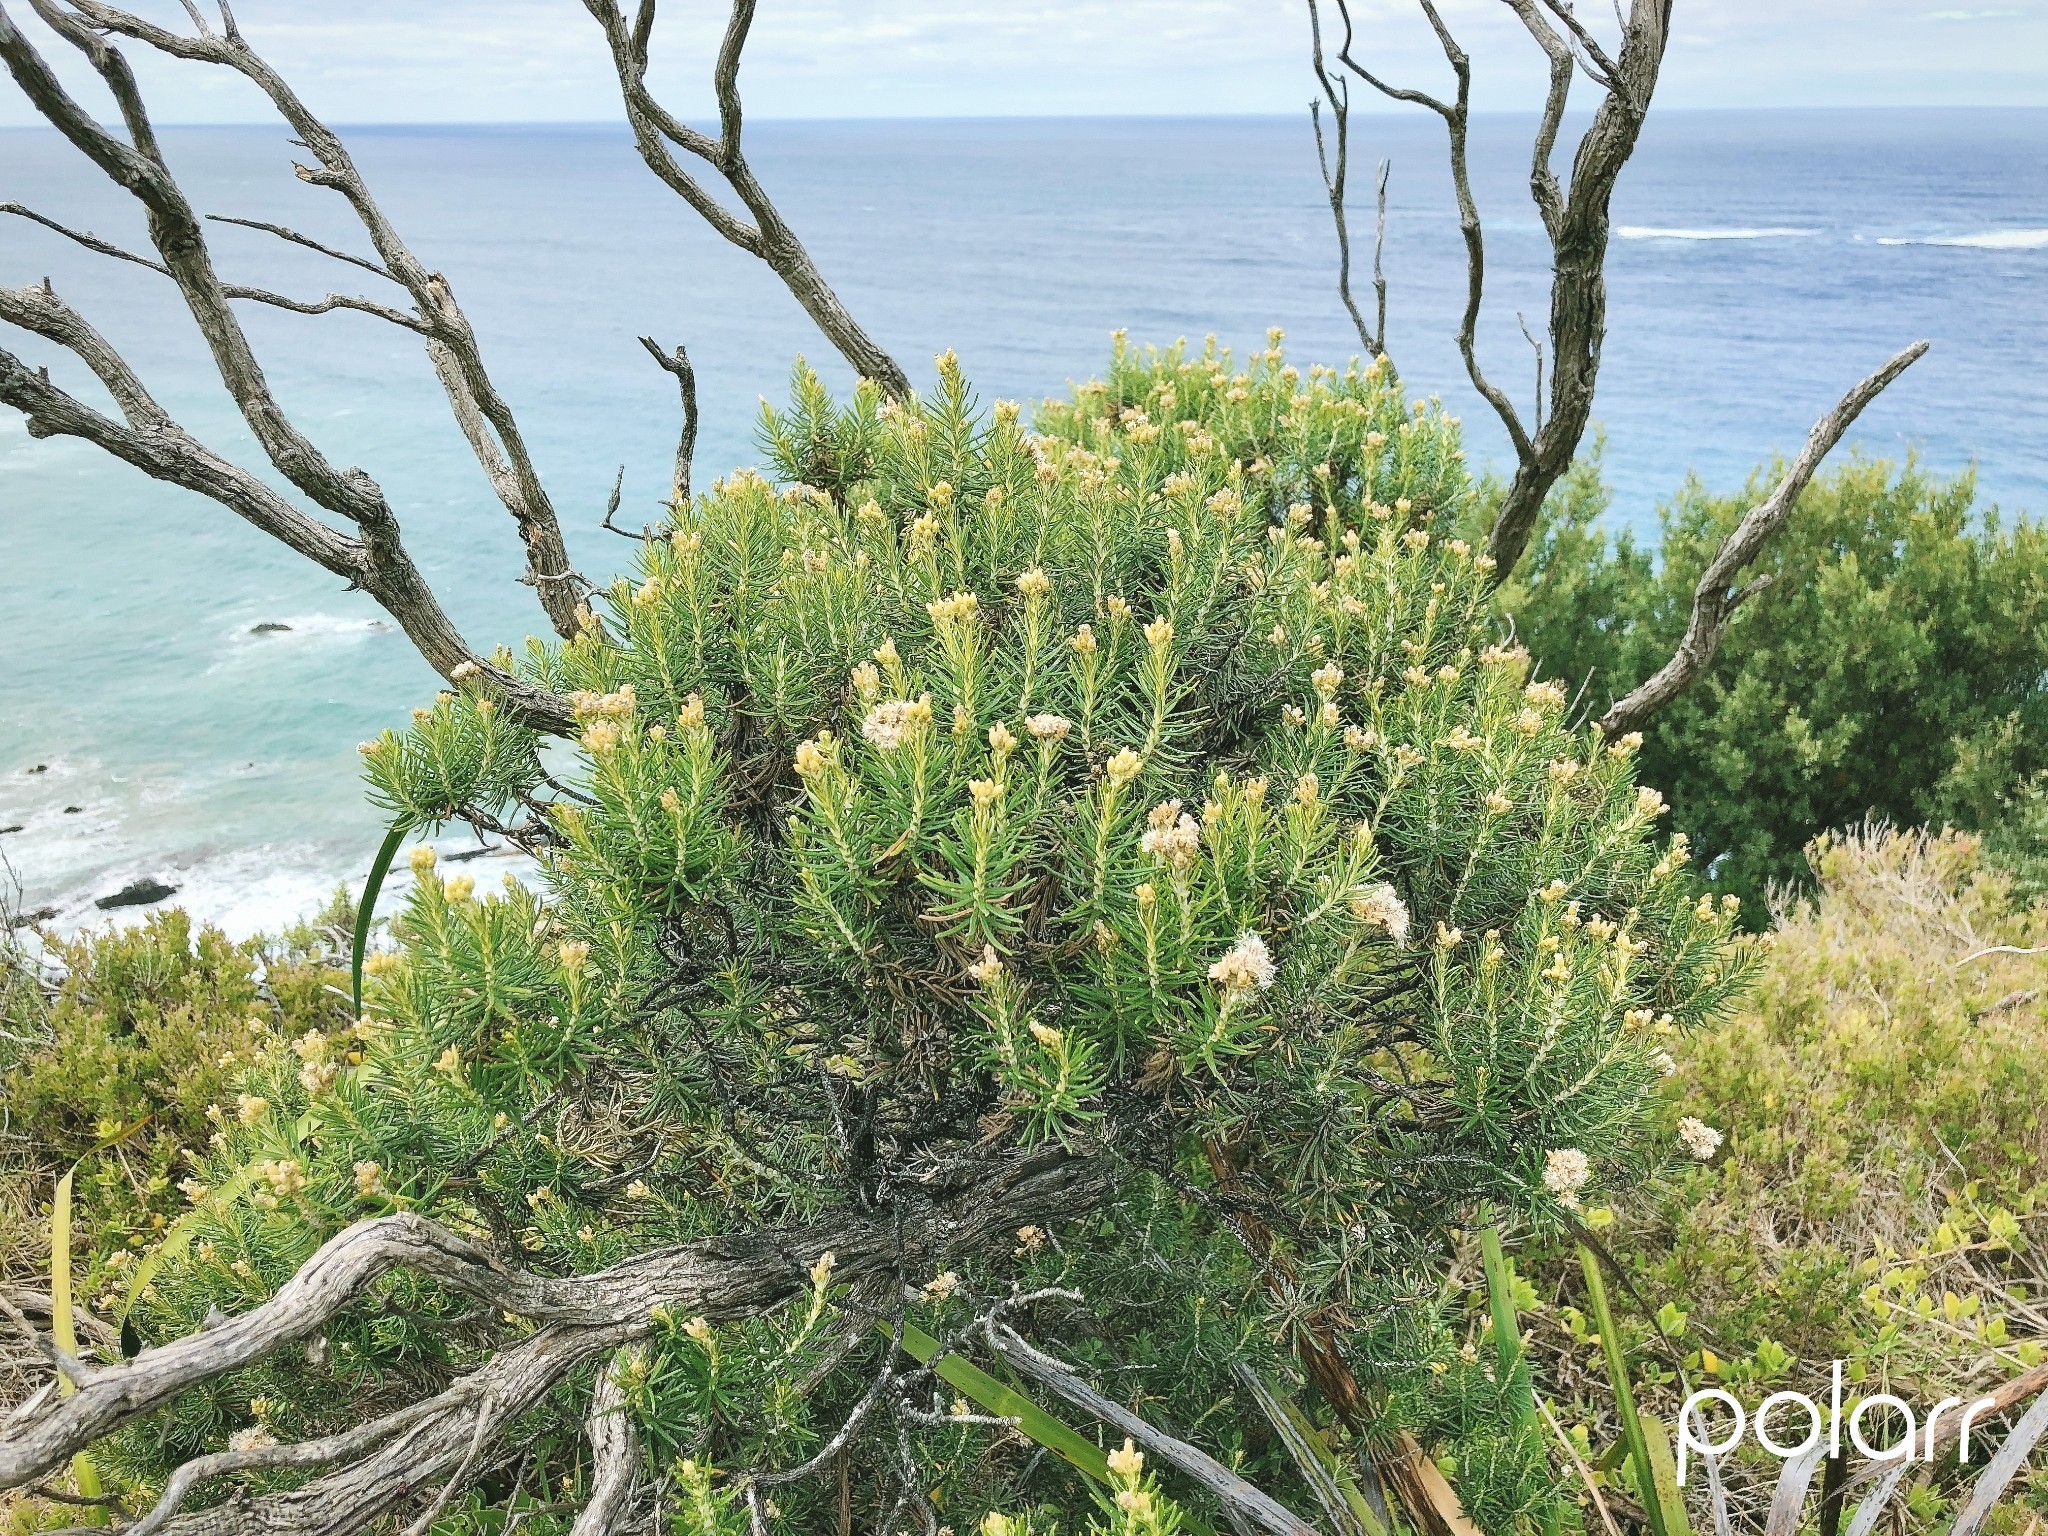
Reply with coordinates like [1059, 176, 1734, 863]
[0, 0, 2041, 126]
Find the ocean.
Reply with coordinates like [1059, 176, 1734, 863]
[3, 109, 2044, 934]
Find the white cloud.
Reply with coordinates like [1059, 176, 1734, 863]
[0, 0, 2040, 125]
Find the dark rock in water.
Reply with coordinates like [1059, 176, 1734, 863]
[29, 764, 47, 774]
[95, 878, 179, 910]
[250, 622, 292, 634]
[443, 842, 500, 863]
[7, 905, 57, 929]
[63, 805, 83, 814]
[0, 824, 20, 835]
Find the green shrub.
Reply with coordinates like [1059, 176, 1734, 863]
[1513, 825, 2048, 1527]
[1489, 453, 2048, 911]
[0, 904, 348, 1297]
[83, 338, 1748, 1531]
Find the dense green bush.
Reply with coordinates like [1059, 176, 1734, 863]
[36, 338, 1749, 1534]
[0, 905, 348, 1282]
[1517, 825, 2048, 1529]
[1487, 452, 2048, 911]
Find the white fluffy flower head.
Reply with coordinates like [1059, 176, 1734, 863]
[1677, 1117, 1724, 1160]
[1209, 931, 1277, 996]
[1543, 1148, 1590, 1208]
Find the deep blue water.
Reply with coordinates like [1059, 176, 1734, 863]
[2, 110, 2044, 930]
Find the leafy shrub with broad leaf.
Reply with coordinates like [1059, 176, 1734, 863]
[1488, 452, 2048, 912]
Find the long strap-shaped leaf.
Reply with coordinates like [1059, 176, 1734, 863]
[1762, 1442, 1827, 1536]
[1637, 1414, 1695, 1536]
[1234, 1364, 1388, 1536]
[1948, 1387, 2048, 1536]
[118, 1162, 262, 1322]
[1838, 1463, 1909, 1536]
[51, 1118, 147, 1524]
[889, 1322, 1222, 1536]
[50, 1162, 105, 1523]
[892, 1321, 1111, 1484]
[352, 818, 412, 1020]
[1579, 1243, 1675, 1536]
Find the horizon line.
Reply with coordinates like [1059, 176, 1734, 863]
[4, 102, 2047, 132]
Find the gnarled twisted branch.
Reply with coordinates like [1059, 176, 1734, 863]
[1313, 0, 1671, 580]
[0, 0, 593, 731]
[582, 0, 910, 398]
[1309, 0, 1928, 744]
[1596, 340, 1930, 739]
[0, 1145, 1108, 1535]
[48, 0, 594, 640]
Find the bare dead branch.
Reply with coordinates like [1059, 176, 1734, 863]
[0, 1143, 1106, 1513]
[0, 280, 572, 733]
[1479, 0, 1670, 578]
[1233, 1364, 1376, 1536]
[1314, 0, 1672, 584]
[1307, 0, 1377, 356]
[1839, 1357, 2048, 1501]
[1535, 0, 1626, 94]
[1596, 340, 1929, 739]
[1371, 156, 1389, 353]
[1947, 1385, 2048, 1536]
[119, 1395, 453, 1536]
[639, 334, 699, 502]
[0, 202, 426, 329]
[0, 1292, 90, 1393]
[988, 1321, 1317, 1536]
[1332, 0, 1535, 469]
[1, 201, 159, 272]
[583, 0, 910, 397]
[205, 213, 397, 282]
[568, 1347, 645, 1536]
[1497, 0, 1575, 241]
[39, 0, 592, 639]
[1517, 311, 1545, 432]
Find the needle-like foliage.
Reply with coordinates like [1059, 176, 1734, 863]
[111, 335, 1757, 1529]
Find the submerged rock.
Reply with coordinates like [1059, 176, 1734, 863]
[95, 878, 179, 910]
[250, 622, 293, 634]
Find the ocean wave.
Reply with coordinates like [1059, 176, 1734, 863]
[1617, 226, 1817, 241]
[1875, 228, 2048, 250]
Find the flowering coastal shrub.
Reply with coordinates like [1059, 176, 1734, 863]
[100, 338, 1752, 1529]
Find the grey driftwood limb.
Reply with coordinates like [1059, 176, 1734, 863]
[583, 0, 912, 398]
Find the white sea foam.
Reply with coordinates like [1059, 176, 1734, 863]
[228, 613, 396, 643]
[1617, 226, 1817, 241]
[24, 837, 542, 942]
[1875, 228, 2048, 250]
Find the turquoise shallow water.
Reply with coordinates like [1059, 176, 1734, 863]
[2, 110, 2045, 931]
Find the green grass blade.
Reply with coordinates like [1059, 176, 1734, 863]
[1638, 1413, 1696, 1536]
[1579, 1242, 1670, 1536]
[51, 1163, 107, 1523]
[352, 819, 411, 1020]
[1239, 1367, 1390, 1536]
[119, 1162, 260, 1322]
[886, 1322, 1219, 1536]
[891, 1321, 1111, 1484]
[1479, 1225, 1533, 1419]
[51, 1166, 75, 1378]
